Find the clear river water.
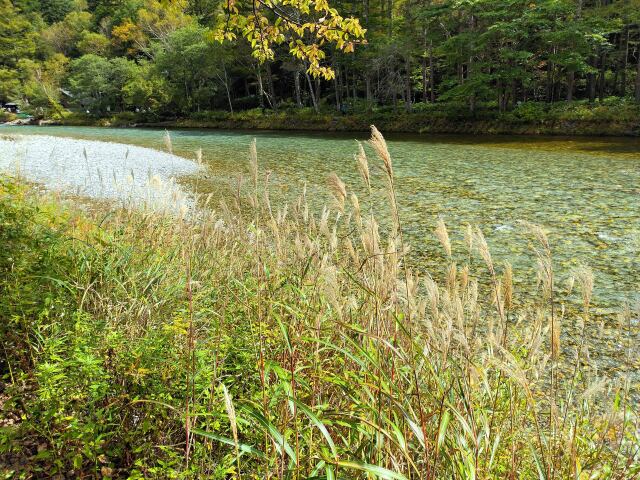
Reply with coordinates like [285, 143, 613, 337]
[2, 125, 639, 376]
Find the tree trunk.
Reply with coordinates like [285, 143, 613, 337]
[405, 57, 412, 112]
[363, 0, 369, 26]
[222, 60, 233, 114]
[365, 75, 372, 108]
[587, 55, 596, 103]
[635, 48, 640, 102]
[256, 66, 265, 109]
[566, 71, 574, 101]
[468, 57, 474, 113]
[546, 59, 554, 102]
[333, 71, 341, 111]
[353, 73, 357, 101]
[587, 72, 596, 102]
[305, 72, 319, 113]
[429, 41, 435, 102]
[343, 68, 350, 102]
[422, 55, 428, 102]
[598, 53, 606, 101]
[422, 28, 428, 102]
[620, 28, 629, 96]
[265, 63, 277, 110]
[294, 70, 302, 107]
[314, 78, 321, 106]
[571, 0, 582, 102]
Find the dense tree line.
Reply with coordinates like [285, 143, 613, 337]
[1, 0, 639, 119]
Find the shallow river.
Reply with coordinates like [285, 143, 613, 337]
[2, 125, 640, 375]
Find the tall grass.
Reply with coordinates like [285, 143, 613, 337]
[0, 127, 638, 478]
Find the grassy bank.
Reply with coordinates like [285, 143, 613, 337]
[1, 129, 638, 478]
[55, 99, 640, 136]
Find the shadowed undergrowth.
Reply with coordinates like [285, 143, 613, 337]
[0, 128, 638, 479]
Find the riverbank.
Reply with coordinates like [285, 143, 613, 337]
[49, 99, 640, 136]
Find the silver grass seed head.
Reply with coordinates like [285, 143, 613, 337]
[369, 125, 393, 179]
[355, 141, 371, 190]
[326, 172, 347, 212]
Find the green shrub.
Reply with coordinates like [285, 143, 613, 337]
[0, 111, 16, 123]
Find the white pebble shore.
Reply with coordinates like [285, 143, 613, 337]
[0, 134, 202, 214]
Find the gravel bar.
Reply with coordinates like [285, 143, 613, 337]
[0, 134, 202, 214]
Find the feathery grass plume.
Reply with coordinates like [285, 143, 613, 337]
[536, 256, 554, 299]
[522, 222, 554, 301]
[369, 125, 393, 179]
[384, 239, 400, 291]
[492, 278, 505, 335]
[502, 262, 513, 311]
[361, 214, 380, 258]
[473, 227, 494, 273]
[295, 181, 309, 223]
[467, 279, 479, 330]
[344, 237, 358, 264]
[293, 233, 306, 260]
[566, 275, 576, 296]
[320, 262, 342, 317]
[522, 221, 550, 253]
[385, 185, 398, 226]
[276, 204, 288, 226]
[460, 264, 469, 294]
[464, 223, 473, 256]
[453, 294, 465, 334]
[329, 224, 338, 251]
[248, 139, 258, 188]
[319, 206, 330, 236]
[178, 203, 188, 219]
[491, 349, 531, 392]
[263, 170, 273, 217]
[446, 263, 457, 294]
[579, 378, 608, 403]
[355, 141, 371, 190]
[163, 130, 173, 154]
[404, 268, 419, 308]
[424, 275, 440, 320]
[551, 315, 561, 360]
[221, 383, 240, 474]
[573, 265, 594, 313]
[487, 308, 496, 345]
[326, 172, 347, 212]
[350, 193, 362, 228]
[435, 217, 452, 257]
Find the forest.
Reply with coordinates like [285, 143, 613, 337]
[1, 0, 640, 124]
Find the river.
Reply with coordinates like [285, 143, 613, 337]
[2, 125, 639, 375]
